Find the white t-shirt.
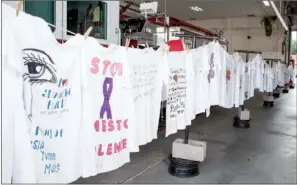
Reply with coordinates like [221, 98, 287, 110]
[248, 59, 256, 98]
[223, 53, 235, 108]
[127, 47, 164, 146]
[217, 45, 227, 108]
[232, 53, 240, 108]
[254, 54, 264, 92]
[244, 61, 250, 100]
[238, 56, 246, 105]
[185, 51, 196, 120]
[11, 13, 84, 183]
[164, 51, 193, 137]
[192, 46, 209, 115]
[2, 4, 36, 183]
[80, 37, 137, 174]
[207, 41, 221, 106]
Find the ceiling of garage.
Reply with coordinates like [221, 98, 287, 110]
[123, 0, 279, 21]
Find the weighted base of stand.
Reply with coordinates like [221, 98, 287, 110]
[233, 116, 250, 129]
[273, 93, 280, 98]
[168, 154, 199, 178]
[283, 89, 289, 93]
[263, 101, 274, 107]
[290, 86, 295, 89]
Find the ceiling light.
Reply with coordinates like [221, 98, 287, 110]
[263, 1, 270, 6]
[190, 6, 203, 12]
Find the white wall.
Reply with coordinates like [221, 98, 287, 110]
[188, 17, 286, 61]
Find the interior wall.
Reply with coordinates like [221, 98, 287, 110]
[188, 17, 285, 61]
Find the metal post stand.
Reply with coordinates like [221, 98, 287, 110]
[168, 125, 200, 178]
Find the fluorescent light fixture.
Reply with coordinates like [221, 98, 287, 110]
[190, 6, 203, 12]
[263, 1, 270, 6]
[269, 1, 288, 31]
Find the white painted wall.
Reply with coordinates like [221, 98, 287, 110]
[188, 17, 286, 61]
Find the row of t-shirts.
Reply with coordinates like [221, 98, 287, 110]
[3, 4, 169, 182]
[6, 7, 84, 183]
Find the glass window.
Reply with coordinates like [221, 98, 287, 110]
[24, 1, 55, 32]
[67, 1, 107, 39]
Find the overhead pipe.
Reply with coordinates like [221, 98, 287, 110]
[269, 1, 289, 31]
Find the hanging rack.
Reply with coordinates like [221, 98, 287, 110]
[174, 33, 229, 51]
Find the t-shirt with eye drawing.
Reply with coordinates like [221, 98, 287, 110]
[12, 13, 83, 183]
[80, 38, 137, 174]
[2, 5, 36, 183]
[126, 47, 165, 146]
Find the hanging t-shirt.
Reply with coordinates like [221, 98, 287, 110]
[244, 61, 250, 100]
[223, 53, 235, 108]
[207, 41, 221, 106]
[10, 12, 84, 183]
[165, 51, 193, 137]
[185, 51, 196, 120]
[238, 56, 246, 105]
[217, 44, 227, 108]
[192, 46, 209, 115]
[126, 47, 164, 146]
[80, 37, 137, 174]
[254, 54, 264, 92]
[2, 4, 36, 183]
[248, 59, 256, 98]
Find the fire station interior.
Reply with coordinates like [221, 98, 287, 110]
[2, 0, 297, 184]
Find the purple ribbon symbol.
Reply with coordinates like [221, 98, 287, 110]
[100, 77, 113, 119]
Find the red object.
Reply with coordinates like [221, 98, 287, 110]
[129, 39, 138, 48]
[166, 39, 184, 52]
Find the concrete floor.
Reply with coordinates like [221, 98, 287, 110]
[74, 90, 296, 184]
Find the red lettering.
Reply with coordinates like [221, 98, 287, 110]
[90, 57, 123, 77]
[96, 138, 127, 156]
[94, 120, 99, 132]
[95, 119, 128, 132]
[97, 145, 104, 156]
[102, 120, 107, 132]
[122, 138, 127, 149]
[117, 63, 123, 76]
[114, 142, 122, 153]
[90, 57, 100, 74]
[116, 120, 121, 131]
[106, 143, 113, 155]
[108, 120, 114, 132]
[102, 60, 111, 75]
[123, 119, 128, 129]
[110, 63, 117, 77]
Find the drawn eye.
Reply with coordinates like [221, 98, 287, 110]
[22, 48, 57, 85]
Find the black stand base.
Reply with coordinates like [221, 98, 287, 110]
[290, 86, 295, 89]
[273, 93, 280, 98]
[263, 101, 274, 107]
[283, 89, 289, 93]
[233, 116, 250, 129]
[168, 154, 199, 178]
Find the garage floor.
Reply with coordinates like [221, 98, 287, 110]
[74, 90, 296, 184]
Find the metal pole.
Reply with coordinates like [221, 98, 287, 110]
[287, 28, 292, 67]
[184, 126, 190, 144]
